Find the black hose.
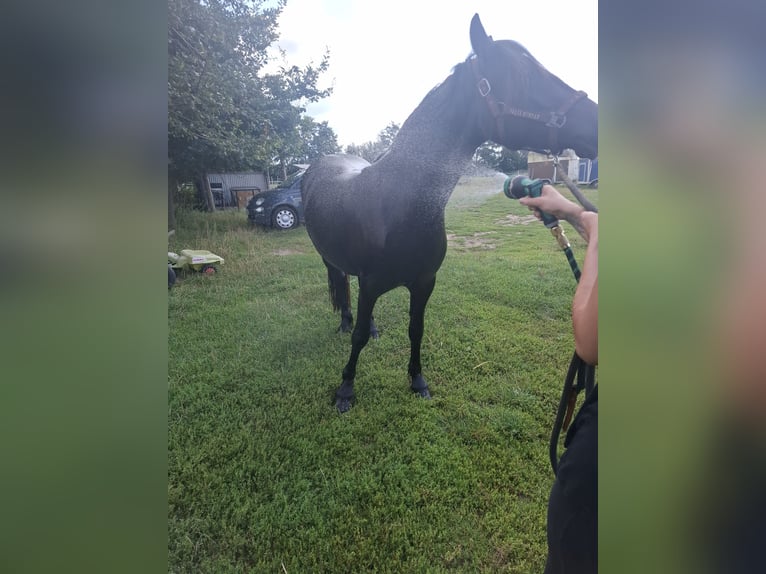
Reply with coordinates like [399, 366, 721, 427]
[550, 353, 596, 475]
[550, 351, 581, 474]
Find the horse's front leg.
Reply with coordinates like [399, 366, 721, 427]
[407, 275, 436, 399]
[336, 282, 380, 413]
[357, 278, 380, 340]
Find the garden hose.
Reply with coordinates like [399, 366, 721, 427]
[503, 175, 596, 475]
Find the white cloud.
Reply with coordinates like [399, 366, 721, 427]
[271, 0, 597, 147]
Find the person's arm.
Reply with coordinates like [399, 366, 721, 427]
[519, 187, 598, 365]
[572, 212, 598, 365]
[518, 184, 591, 241]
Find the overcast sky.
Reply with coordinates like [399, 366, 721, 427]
[269, 0, 597, 147]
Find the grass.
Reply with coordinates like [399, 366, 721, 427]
[168, 176, 598, 573]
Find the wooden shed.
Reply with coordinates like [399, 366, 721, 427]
[526, 150, 581, 183]
[206, 172, 269, 209]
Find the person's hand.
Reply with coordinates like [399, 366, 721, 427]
[518, 184, 583, 222]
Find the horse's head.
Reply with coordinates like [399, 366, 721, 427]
[469, 14, 598, 159]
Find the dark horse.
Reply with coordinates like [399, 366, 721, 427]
[302, 14, 598, 412]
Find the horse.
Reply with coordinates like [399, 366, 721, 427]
[301, 14, 598, 413]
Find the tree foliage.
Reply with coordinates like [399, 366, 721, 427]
[344, 122, 400, 163]
[269, 115, 340, 181]
[472, 143, 528, 173]
[168, 0, 335, 188]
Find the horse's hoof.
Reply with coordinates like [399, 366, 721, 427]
[370, 329, 380, 340]
[410, 375, 431, 399]
[336, 397, 353, 413]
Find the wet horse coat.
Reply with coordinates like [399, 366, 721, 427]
[302, 15, 598, 412]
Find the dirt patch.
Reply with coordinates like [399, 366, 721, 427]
[495, 214, 538, 226]
[447, 231, 497, 250]
[271, 249, 303, 256]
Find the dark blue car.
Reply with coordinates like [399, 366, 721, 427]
[247, 172, 304, 230]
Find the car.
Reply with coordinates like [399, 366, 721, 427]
[247, 172, 304, 230]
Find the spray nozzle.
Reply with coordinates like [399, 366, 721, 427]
[503, 176, 558, 227]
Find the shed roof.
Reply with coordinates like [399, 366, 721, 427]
[207, 172, 267, 189]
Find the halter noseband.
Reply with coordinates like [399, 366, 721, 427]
[470, 58, 587, 154]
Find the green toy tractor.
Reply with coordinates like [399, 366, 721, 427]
[168, 249, 225, 276]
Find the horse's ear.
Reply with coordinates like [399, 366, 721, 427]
[470, 14, 492, 57]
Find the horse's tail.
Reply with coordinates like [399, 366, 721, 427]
[325, 263, 350, 313]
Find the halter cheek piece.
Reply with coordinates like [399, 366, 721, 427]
[471, 58, 587, 153]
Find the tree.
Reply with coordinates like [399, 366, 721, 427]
[269, 116, 340, 181]
[344, 122, 400, 163]
[168, 0, 333, 211]
[377, 122, 400, 149]
[472, 143, 528, 173]
[303, 119, 341, 160]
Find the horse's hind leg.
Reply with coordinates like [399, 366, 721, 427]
[324, 259, 353, 332]
[369, 315, 379, 340]
[336, 277, 382, 412]
[407, 275, 437, 399]
[360, 277, 380, 339]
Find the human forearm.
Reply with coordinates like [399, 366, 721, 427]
[572, 221, 598, 364]
[564, 207, 596, 243]
[518, 185, 596, 243]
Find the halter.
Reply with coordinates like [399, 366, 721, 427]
[470, 58, 587, 154]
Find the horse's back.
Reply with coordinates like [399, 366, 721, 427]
[302, 154, 384, 274]
[302, 154, 370, 202]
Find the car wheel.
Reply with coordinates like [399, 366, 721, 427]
[272, 206, 298, 230]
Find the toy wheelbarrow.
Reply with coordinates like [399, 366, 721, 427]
[168, 249, 224, 275]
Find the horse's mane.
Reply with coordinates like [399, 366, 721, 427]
[385, 38, 571, 157]
[408, 59, 476, 124]
[412, 39, 542, 123]
[497, 39, 574, 92]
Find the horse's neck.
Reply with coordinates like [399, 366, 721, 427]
[377, 68, 483, 209]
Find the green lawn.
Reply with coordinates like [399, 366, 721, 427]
[168, 176, 597, 573]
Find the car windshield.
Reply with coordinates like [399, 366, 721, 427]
[277, 171, 304, 190]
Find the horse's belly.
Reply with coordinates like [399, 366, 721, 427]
[302, 155, 447, 279]
[304, 195, 387, 275]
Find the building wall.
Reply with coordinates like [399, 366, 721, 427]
[207, 172, 268, 207]
[527, 150, 580, 183]
[214, 173, 268, 191]
[528, 159, 571, 182]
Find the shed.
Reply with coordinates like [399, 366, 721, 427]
[527, 150, 581, 183]
[527, 150, 599, 186]
[206, 172, 269, 209]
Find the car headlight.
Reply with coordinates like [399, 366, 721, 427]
[255, 197, 265, 206]
[255, 207, 264, 213]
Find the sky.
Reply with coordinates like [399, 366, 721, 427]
[268, 0, 597, 147]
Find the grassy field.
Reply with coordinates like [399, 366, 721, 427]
[168, 176, 597, 573]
